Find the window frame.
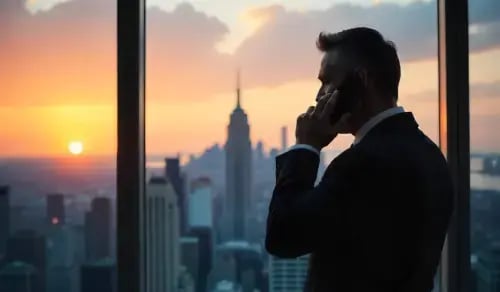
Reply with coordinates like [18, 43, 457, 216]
[437, 0, 471, 291]
[117, 0, 146, 292]
[116, 0, 473, 291]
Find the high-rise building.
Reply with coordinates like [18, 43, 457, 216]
[0, 185, 10, 255]
[269, 255, 309, 292]
[178, 266, 195, 292]
[80, 258, 116, 292]
[269, 148, 279, 160]
[187, 177, 216, 292]
[188, 177, 214, 228]
[165, 157, 188, 235]
[180, 237, 199, 290]
[189, 226, 213, 292]
[214, 241, 264, 292]
[84, 197, 111, 261]
[0, 261, 37, 292]
[5, 230, 47, 292]
[47, 225, 78, 292]
[46, 193, 65, 225]
[146, 176, 180, 292]
[281, 126, 288, 151]
[224, 70, 252, 241]
[255, 141, 265, 163]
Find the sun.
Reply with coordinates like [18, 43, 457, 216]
[68, 141, 84, 155]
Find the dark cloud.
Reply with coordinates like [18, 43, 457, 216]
[470, 21, 500, 52]
[1, 0, 500, 106]
[470, 0, 500, 24]
[235, 0, 500, 88]
[146, 3, 233, 102]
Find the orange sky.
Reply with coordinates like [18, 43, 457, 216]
[1, 0, 500, 157]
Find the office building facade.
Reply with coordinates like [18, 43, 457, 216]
[146, 177, 180, 292]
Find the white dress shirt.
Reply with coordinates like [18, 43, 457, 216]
[285, 106, 405, 156]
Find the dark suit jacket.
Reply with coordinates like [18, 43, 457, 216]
[265, 112, 454, 292]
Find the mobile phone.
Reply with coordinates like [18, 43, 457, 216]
[329, 73, 364, 125]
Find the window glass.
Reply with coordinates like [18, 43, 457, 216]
[145, 1, 439, 291]
[468, 1, 500, 291]
[0, 1, 117, 292]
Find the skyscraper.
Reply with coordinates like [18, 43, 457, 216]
[146, 176, 180, 292]
[0, 185, 10, 255]
[80, 258, 116, 292]
[269, 255, 309, 292]
[224, 70, 252, 241]
[46, 193, 65, 225]
[214, 242, 264, 292]
[189, 226, 213, 292]
[188, 177, 214, 228]
[5, 230, 47, 292]
[187, 178, 215, 292]
[47, 225, 78, 292]
[165, 157, 188, 235]
[84, 197, 111, 261]
[180, 237, 199, 287]
[0, 261, 37, 292]
[255, 141, 264, 163]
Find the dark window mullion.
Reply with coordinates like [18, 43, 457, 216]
[437, 0, 471, 291]
[117, 0, 146, 291]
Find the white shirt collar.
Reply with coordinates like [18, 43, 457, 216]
[353, 106, 405, 145]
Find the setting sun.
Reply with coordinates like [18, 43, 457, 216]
[68, 141, 84, 155]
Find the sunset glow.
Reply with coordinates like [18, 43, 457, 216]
[1, 0, 500, 158]
[68, 141, 84, 156]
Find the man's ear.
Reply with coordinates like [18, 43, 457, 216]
[357, 69, 370, 88]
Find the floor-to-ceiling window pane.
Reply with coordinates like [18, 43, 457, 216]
[0, 1, 117, 292]
[468, 0, 500, 291]
[145, 1, 439, 291]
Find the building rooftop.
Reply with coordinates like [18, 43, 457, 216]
[84, 257, 115, 267]
[0, 261, 37, 275]
[149, 176, 167, 185]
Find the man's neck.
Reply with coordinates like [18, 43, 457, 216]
[352, 106, 405, 145]
[353, 99, 397, 135]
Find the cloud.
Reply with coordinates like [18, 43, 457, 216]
[470, 0, 500, 24]
[471, 81, 500, 99]
[1, 0, 500, 106]
[0, 0, 116, 106]
[235, 0, 500, 88]
[146, 4, 234, 103]
[407, 80, 500, 100]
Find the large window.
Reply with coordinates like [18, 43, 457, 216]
[144, 1, 440, 291]
[468, 0, 500, 291]
[3, 0, 476, 291]
[0, 1, 116, 292]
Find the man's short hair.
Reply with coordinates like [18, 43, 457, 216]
[316, 27, 401, 100]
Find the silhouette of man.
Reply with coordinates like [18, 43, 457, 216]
[265, 27, 454, 292]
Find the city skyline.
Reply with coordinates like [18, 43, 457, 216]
[1, 0, 500, 157]
[2, 1, 500, 291]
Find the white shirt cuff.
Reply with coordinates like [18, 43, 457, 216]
[281, 144, 320, 156]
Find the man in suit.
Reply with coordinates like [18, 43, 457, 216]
[265, 27, 454, 291]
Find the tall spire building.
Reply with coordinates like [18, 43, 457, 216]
[224, 70, 253, 241]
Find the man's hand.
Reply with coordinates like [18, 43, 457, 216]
[295, 91, 351, 151]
